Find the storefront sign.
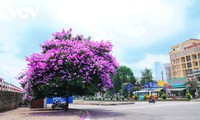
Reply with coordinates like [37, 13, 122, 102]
[157, 81, 165, 87]
[167, 78, 186, 88]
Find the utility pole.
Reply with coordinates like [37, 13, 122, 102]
[161, 71, 164, 80]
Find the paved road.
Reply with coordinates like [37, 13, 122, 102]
[70, 101, 200, 120]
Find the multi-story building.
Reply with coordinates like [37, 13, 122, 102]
[0, 77, 22, 93]
[154, 62, 162, 81]
[164, 63, 172, 81]
[169, 38, 200, 80]
[154, 62, 171, 82]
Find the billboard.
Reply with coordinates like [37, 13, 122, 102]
[46, 96, 73, 104]
[144, 82, 158, 88]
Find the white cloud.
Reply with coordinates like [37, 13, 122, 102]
[0, 30, 20, 54]
[45, 0, 189, 47]
[44, 0, 190, 63]
[0, 0, 13, 21]
[196, 34, 200, 39]
[132, 54, 170, 70]
[0, 53, 26, 87]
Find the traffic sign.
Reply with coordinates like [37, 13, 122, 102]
[126, 83, 132, 92]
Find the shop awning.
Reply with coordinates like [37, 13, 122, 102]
[168, 88, 185, 91]
[155, 88, 163, 92]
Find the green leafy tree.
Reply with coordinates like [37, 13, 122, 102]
[140, 68, 153, 86]
[186, 80, 197, 98]
[119, 66, 136, 84]
[119, 83, 129, 98]
[111, 65, 137, 94]
[112, 73, 122, 94]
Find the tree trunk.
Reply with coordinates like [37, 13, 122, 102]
[65, 95, 69, 111]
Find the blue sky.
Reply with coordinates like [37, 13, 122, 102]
[1, 0, 200, 87]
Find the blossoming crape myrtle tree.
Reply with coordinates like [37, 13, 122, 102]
[19, 28, 119, 111]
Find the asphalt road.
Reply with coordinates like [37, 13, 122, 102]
[70, 101, 200, 120]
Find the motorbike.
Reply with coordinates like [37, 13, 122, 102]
[149, 96, 156, 103]
[51, 101, 65, 109]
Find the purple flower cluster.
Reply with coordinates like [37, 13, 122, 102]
[19, 28, 119, 101]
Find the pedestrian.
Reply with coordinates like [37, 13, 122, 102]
[195, 91, 199, 99]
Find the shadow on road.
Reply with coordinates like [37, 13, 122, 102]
[85, 109, 126, 119]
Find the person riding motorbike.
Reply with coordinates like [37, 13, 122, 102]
[51, 100, 59, 109]
[149, 95, 156, 103]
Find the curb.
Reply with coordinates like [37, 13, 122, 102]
[74, 102, 135, 106]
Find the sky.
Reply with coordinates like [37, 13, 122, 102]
[1, 0, 200, 87]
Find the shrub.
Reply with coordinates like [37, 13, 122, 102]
[122, 96, 124, 100]
[144, 94, 150, 100]
[186, 92, 192, 100]
[116, 96, 119, 101]
[110, 97, 113, 100]
[134, 94, 138, 100]
[91, 97, 94, 100]
[161, 93, 167, 100]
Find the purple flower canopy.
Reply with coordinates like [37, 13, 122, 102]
[19, 28, 119, 101]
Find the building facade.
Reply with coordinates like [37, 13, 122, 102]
[0, 78, 22, 92]
[169, 38, 200, 80]
[164, 63, 172, 81]
[154, 62, 162, 81]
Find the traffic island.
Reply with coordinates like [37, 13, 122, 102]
[73, 100, 135, 106]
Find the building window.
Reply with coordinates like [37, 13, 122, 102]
[192, 54, 197, 60]
[186, 49, 190, 55]
[176, 59, 180, 64]
[195, 62, 198, 66]
[182, 63, 186, 68]
[181, 57, 185, 62]
[181, 51, 185, 56]
[198, 46, 200, 52]
[198, 54, 200, 59]
[187, 62, 192, 68]
[172, 60, 175, 65]
[170, 54, 175, 59]
[186, 56, 191, 61]
[186, 69, 193, 75]
[175, 53, 179, 58]
[191, 48, 195, 53]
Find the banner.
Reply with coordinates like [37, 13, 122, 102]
[157, 80, 165, 87]
[144, 82, 158, 88]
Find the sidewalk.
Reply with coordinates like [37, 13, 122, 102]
[0, 107, 82, 120]
[73, 100, 135, 105]
[191, 98, 200, 102]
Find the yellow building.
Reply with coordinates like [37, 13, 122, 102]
[169, 38, 200, 80]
